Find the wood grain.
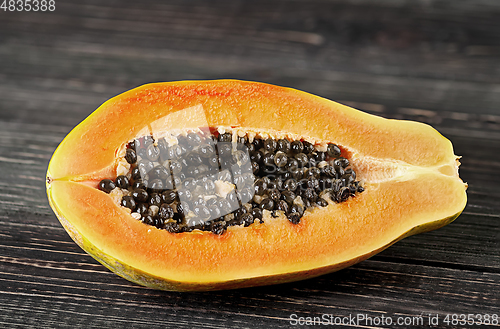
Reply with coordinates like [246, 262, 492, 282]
[0, 0, 499, 328]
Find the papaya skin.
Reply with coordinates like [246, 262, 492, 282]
[46, 80, 467, 291]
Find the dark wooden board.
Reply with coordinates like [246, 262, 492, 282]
[0, 1, 499, 328]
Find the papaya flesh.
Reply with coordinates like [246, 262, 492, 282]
[46, 80, 467, 291]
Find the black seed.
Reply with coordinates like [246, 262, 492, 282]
[281, 190, 296, 205]
[281, 171, 292, 180]
[142, 214, 155, 226]
[322, 165, 335, 178]
[169, 160, 182, 174]
[208, 205, 222, 219]
[304, 167, 320, 179]
[250, 150, 263, 164]
[357, 185, 365, 193]
[348, 170, 356, 180]
[252, 138, 263, 150]
[149, 193, 162, 206]
[295, 153, 308, 167]
[203, 179, 216, 194]
[314, 151, 326, 162]
[290, 140, 304, 154]
[308, 178, 320, 190]
[131, 167, 141, 180]
[149, 178, 164, 192]
[262, 153, 275, 167]
[237, 135, 248, 145]
[235, 206, 248, 218]
[327, 143, 341, 158]
[288, 212, 301, 224]
[251, 207, 263, 221]
[187, 153, 203, 166]
[274, 152, 288, 167]
[285, 158, 298, 170]
[233, 175, 245, 188]
[303, 188, 316, 201]
[211, 221, 226, 235]
[317, 198, 328, 207]
[177, 189, 193, 202]
[254, 179, 267, 196]
[172, 176, 182, 188]
[135, 203, 149, 215]
[336, 157, 350, 168]
[349, 184, 357, 194]
[290, 168, 303, 180]
[208, 156, 219, 169]
[168, 144, 185, 159]
[218, 170, 232, 183]
[192, 196, 206, 206]
[137, 146, 148, 159]
[121, 196, 136, 211]
[158, 204, 174, 219]
[290, 203, 304, 216]
[157, 139, 170, 162]
[260, 198, 274, 210]
[319, 178, 333, 190]
[138, 160, 154, 177]
[241, 213, 254, 226]
[115, 175, 129, 189]
[218, 198, 232, 214]
[251, 161, 260, 174]
[342, 174, 355, 185]
[218, 132, 232, 143]
[181, 225, 194, 232]
[277, 200, 289, 213]
[177, 202, 190, 216]
[245, 143, 255, 153]
[268, 188, 281, 202]
[226, 191, 240, 208]
[335, 165, 345, 179]
[273, 177, 284, 190]
[302, 141, 315, 154]
[164, 222, 181, 233]
[143, 135, 154, 146]
[234, 150, 249, 165]
[338, 187, 350, 202]
[199, 144, 215, 158]
[182, 177, 197, 191]
[131, 188, 148, 203]
[125, 149, 137, 164]
[193, 205, 211, 219]
[276, 139, 290, 153]
[146, 144, 160, 162]
[205, 198, 217, 207]
[283, 179, 298, 191]
[98, 179, 116, 193]
[332, 179, 343, 193]
[187, 132, 202, 146]
[217, 143, 232, 158]
[128, 140, 137, 150]
[263, 138, 277, 152]
[132, 179, 148, 190]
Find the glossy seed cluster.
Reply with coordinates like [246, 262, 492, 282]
[98, 129, 364, 234]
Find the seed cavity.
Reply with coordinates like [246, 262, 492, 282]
[97, 128, 364, 234]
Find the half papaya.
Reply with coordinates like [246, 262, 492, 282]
[46, 80, 467, 291]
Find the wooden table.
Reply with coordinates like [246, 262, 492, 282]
[1, 1, 499, 328]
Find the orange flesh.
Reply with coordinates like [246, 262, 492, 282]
[46, 80, 467, 290]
